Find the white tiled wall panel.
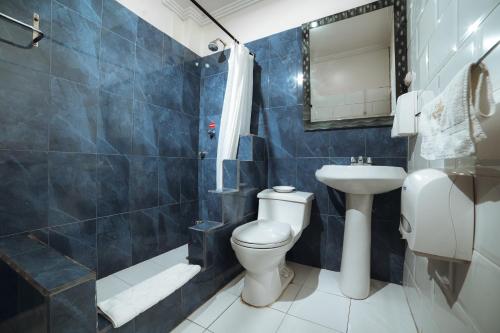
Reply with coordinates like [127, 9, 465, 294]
[406, 0, 500, 332]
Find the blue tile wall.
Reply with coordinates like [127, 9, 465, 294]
[252, 27, 407, 284]
[0, 0, 200, 290]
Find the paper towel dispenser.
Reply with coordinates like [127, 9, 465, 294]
[400, 169, 473, 261]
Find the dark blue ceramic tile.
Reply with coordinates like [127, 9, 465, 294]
[50, 77, 98, 153]
[237, 136, 253, 161]
[327, 187, 346, 217]
[159, 63, 183, 111]
[100, 28, 135, 69]
[180, 268, 217, 315]
[268, 158, 296, 187]
[97, 155, 129, 216]
[262, 107, 298, 159]
[240, 161, 267, 190]
[200, 72, 227, 117]
[99, 60, 135, 97]
[159, 157, 181, 205]
[198, 115, 221, 159]
[9, 246, 93, 293]
[366, 127, 408, 157]
[296, 130, 331, 157]
[129, 156, 158, 210]
[223, 160, 239, 190]
[0, 234, 46, 257]
[49, 219, 97, 271]
[0, 151, 48, 236]
[136, 18, 163, 57]
[183, 48, 201, 77]
[48, 152, 97, 226]
[188, 227, 205, 267]
[205, 192, 223, 222]
[0, 0, 51, 73]
[159, 203, 193, 251]
[129, 207, 160, 263]
[97, 213, 132, 278]
[0, 61, 50, 150]
[322, 215, 345, 271]
[371, 157, 407, 170]
[102, 0, 138, 42]
[134, 45, 162, 105]
[296, 158, 329, 215]
[134, 290, 183, 333]
[56, 0, 102, 24]
[49, 279, 96, 333]
[330, 128, 366, 157]
[252, 60, 270, 110]
[269, 28, 300, 60]
[163, 35, 185, 66]
[200, 159, 216, 194]
[98, 314, 135, 333]
[180, 159, 198, 202]
[182, 71, 200, 116]
[51, 3, 100, 86]
[132, 101, 160, 155]
[246, 37, 270, 63]
[269, 55, 299, 107]
[287, 213, 325, 268]
[201, 50, 230, 77]
[97, 91, 133, 154]
[159, 109, 197, 158]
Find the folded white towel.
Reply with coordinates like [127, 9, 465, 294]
[97, 263, 201, 328]
[392, 91, 418, 137]
[419, 63, 495, 160]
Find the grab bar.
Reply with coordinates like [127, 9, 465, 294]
[0, 12, 44, 48]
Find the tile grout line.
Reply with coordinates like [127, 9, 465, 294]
[203, 292, 240, 331]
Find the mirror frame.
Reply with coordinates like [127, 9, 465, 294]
[302, 0, 408, 130]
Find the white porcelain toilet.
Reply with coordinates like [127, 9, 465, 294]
[230, 189, 314, 307]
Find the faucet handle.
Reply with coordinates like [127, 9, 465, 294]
[350, 157, 356, 165]
[366, 157, 372, 165]
[357, 156, 364, 165]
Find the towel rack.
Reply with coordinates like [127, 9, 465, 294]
[475, 39, 500, 66]
[0, 12, 44, 48]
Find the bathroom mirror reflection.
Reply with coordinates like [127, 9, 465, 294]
[302, 2, 407, 130]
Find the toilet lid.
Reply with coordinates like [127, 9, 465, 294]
[232, 220, 292, 248]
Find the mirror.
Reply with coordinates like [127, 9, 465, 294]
[302, 1, 407, 130]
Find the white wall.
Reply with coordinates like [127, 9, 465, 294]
[200, 0, 373, 56]
[405, 1, 500, 332]
[116, 0, 204, 55]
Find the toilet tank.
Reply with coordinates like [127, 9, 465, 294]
[257, 189, 315, 235]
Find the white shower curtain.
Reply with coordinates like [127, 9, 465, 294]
[216, 43, 254, 190]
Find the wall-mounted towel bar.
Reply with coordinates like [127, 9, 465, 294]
[0, 12, 44, 48]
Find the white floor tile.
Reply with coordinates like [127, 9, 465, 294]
[96, 275, 130, 303]
[277, 315, 338, 333]
[289, 287, 350, 332]
[150, 244, 189, 269]
[171, 319, 205, 333]
[209, 299, 286, 333]
[348, 300, 417, 333]
[270, 283, 301, 313]
[288, 261, 315, 286]
[304, 268, 344, 297]
[365, 280, 408, 305]
[219, 272, 244, 296]
[188, 291, 238, 328]
[114, 260, 164, 285]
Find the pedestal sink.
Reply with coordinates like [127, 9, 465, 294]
[315, 165, 407, 299]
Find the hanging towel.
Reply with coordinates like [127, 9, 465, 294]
[419, 63, 496, 160]
[216, 43, 254, 190]
[97, 263, 201, 328]
[391, 91, 418, 137]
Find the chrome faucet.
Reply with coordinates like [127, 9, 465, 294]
[350, 156, 372, 165]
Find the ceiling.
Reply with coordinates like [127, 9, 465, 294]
[162, 0, 263, 25]
[310, 6, 393, 62]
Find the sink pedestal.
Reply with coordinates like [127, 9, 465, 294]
[339, 193, 373, 299]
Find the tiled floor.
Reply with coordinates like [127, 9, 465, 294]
[96, 244, 189, 302]
[172, 262, 417, 333]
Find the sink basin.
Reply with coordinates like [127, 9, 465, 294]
[315, 164, 407, 299]
[315, 165, 407, 195]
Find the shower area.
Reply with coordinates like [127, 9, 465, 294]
[0, 0, 266, 332]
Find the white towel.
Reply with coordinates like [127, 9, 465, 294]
[391, 91, 418, 137]
[419, 63, 496, 160]
[97, 263, 201, 328]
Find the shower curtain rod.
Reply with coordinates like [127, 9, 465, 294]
[189, 0, 255, 56]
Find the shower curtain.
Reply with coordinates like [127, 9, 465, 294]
[216, 43, 254, 190]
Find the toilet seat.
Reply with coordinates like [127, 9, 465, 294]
[232, 219, 292, 249]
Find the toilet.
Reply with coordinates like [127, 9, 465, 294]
[230, 189, 314, 307]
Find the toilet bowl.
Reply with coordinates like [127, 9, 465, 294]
[230, 189, 314, 307]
